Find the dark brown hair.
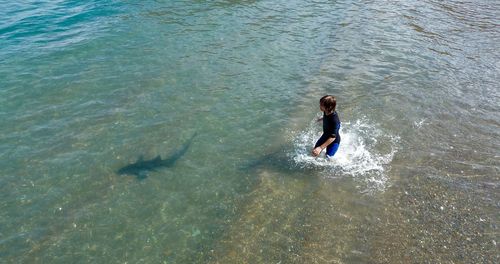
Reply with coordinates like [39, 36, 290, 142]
[320, 95, 336, 113]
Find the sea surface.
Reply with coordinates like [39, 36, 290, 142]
[1, 0, 498, 263]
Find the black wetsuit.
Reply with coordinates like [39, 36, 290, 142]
[315, 111, 341, 157]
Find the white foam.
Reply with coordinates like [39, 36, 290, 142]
[290, 116, 399, 192]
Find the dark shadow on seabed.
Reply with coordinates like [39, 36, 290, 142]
[239, 145, 331, 179]
[116, 132, 198, 180]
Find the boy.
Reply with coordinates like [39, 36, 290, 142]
[312, 95, 341, 158]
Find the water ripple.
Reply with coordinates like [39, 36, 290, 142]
[0, 1, 121, 57]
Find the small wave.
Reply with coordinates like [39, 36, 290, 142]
[290, 116, 399, 192]
[0, 1, 120, 53]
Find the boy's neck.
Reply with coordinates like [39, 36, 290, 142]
[324, 110, 334, 115]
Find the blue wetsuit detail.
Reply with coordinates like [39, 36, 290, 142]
[326, 143, 340, 157]
[315, 111, 341, 157]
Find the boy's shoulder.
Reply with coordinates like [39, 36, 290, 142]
[332, 111, 340, 121]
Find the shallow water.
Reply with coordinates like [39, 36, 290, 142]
[1, 0, 498, 263]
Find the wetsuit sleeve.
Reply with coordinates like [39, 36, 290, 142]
[326, 114, 338, 138]
[330, 125, 338, 138]
[332, 114, 341, 144]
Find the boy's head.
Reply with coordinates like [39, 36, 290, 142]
[319, 95, 336, 113]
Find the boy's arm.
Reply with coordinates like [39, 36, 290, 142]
[312, 136, 335, 156]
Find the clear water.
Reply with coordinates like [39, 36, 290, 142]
[1, 0, 498, 263]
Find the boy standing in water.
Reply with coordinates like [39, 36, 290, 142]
[312, 95, 341, 158]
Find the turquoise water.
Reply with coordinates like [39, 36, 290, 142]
[1, 0, 498, 263]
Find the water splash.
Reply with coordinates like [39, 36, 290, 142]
[290, 116, 399, 192]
